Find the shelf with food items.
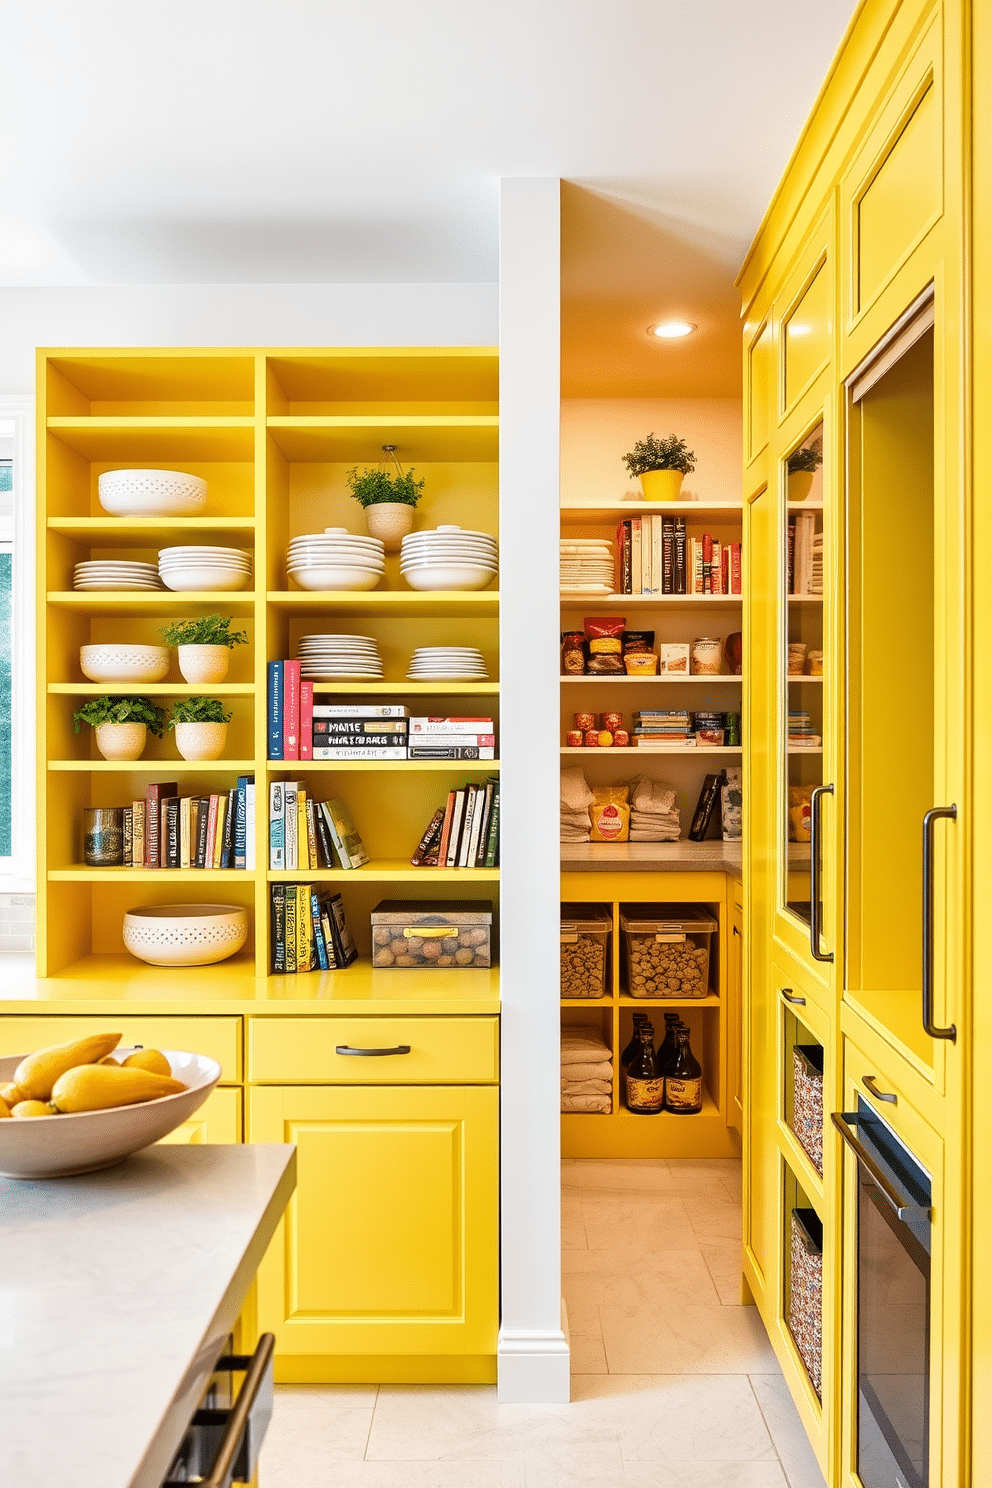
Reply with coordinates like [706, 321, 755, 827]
[562, 764, 742, 852]
[560, 675, 740, 686]
[561, 706, 740, 752]
[562, 746, 742, 755]
[561, 622, 743, 680]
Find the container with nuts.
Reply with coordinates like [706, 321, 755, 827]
[619, 903, 717, 999]
[560, 903, 612, 998]
[370, 899, 494, 969]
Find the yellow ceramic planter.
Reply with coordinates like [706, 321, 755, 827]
[639, 469, 684, 502]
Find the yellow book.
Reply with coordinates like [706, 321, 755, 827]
[296, 882, 312, 971]
[297, 789, 309, 871]
[212, 793, 227, 869]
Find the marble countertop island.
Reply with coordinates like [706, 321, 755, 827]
[0, 1143, 296, 1488]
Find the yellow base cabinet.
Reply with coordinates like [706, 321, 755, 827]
[158, 1086, 242, 1146]
[249, 1083, 499, 1383]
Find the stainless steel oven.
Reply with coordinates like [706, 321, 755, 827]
[833, 1098, 933, 1488]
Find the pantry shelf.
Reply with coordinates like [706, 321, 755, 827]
[560, 675, 741, 685]
[290, 681, 499, 695]
[560, 746, 742, 756]
[266, 759, 501, 773]
[560, 593, 742, 607]
[48, 866, 250, 882]
[46, 415, 255, 460]
[267, 861, 500, 882]
[47, 517, 255, 539]
[560, 503, 744, 525]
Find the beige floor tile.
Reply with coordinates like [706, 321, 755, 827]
[749, 1375, 828, 1488]
[619, 1464, 788, 1487]
[272, 1383, 379, 1409]
[562, 1247, 719, 1307]
[562, 1213, 589, 1249]
[560, 1289, 602, 1334]
[562, 1160, 676, 1196]
[569, 1333, 609, 1373]
[258, 1404, 375, 1484]
[315, 1464, 522, 1488]
[522, 1439, 625, 1486]
[579, 1195, 699, 1253]
[700, 1237, 749, 1306]
[367, 1384, 618, 1462]
[601, 1301, 778, 1374]
[570, 1373, 778, 1461]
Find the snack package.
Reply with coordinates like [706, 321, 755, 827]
[659, 643, 690, 674]
[589, 800, 631, 842]
[584, 616, 626, 675]
[788, 785, 814, 842]
[561, 631, 586, 675]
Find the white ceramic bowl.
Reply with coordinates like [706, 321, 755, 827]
[98, 470, 208, 518]
[79, 644, 170, 683]
[159, 567, 252, 592]
[0, 1049, 221, 1179]
[123, 903, 248, 966]
[158, 546, 251, 560]
[289, 567, 382, 592]
[402, 565, 498, 592]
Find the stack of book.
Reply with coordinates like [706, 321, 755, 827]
[412, 779, 500, 868]
[788, 710, 822, 748]
[270, 885, 358, 973]
[312, 705, 409, 760]
[268, 789, 370, 871]
[408, 717, 496, 761]
[632, 710, 694, 747]
[119, 776, 255, 869]
[788, 513, 822, 596]
[267, 660, 309, 761]
[615, 516, 742, 596]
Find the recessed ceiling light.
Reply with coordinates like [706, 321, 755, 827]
[647, 320, 696, 340]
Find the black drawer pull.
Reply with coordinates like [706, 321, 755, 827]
[862, 1074, 897, 1104]
[780, 988, 806, 1006]
[335, 1044, 411, 1057]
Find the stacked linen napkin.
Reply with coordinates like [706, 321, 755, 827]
[560, 539, 615, 595]
[561, 766, 593, 842]
[629, 774, 681, 842]
[561, 1029, 613, 1113]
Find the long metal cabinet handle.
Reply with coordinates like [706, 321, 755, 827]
[831, 1112, 930, 1222]
[922, 805, 957, 1042]
[335, 1044, 411, 1057]
[780, 987, 806, 1006]
[861, 1074, 896, 1105]
[196, 1332, 275, 1488]
[809, 783, 834, 963]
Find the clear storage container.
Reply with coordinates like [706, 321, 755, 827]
[560, 904, 612, 999]
[371, 899, 494, 968]
[619, 903, 717, 998]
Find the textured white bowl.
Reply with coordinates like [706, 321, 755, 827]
[402, 565, 497, 592]
[80, 644, 170, 683]
[98, 470, 208, 518]
[0, 1049, 221, 1179]
[123, 903, 248, 966]
[289, 567, 382, 592]
[159, 567, 252, 592]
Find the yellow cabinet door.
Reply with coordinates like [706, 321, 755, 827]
[728, 903, 743, 1139]
[249, 1084, 498, 1375]
[157, 1086, 242, 1145]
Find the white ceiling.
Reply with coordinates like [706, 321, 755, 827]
[1, 0, 855, 287]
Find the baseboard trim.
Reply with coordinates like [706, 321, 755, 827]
[274, 1354, 497, 1385]
[497, 1326, 571, 1403]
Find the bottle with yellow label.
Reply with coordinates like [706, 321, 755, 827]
[664, 1025, 703, 1115]
[626, 1025, 665, 1115]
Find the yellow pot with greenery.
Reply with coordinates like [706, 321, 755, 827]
[623, 433, 696, 502]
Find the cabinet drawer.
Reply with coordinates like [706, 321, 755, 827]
[248, 1017, 499, 1085]
[157, 1086, 242, 1146]
[0, 1016, 242, 1084]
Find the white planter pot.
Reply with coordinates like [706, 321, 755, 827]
[365, 503, 415, 552]
[177, 644, 231, 684]
[173, 721, 227, 762]
[94, 722, 147, 762]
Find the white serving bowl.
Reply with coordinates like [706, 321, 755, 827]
[289, 567, 382, 592]
[402, 565, 498, 592]
[98, 470, 208, 518]
[123, 903, 249, 966]
[158, 545, 251, 560]
[79, 644, 170, 683]
[159, 567, 252, 592]
[0, 1049, 221, 1179]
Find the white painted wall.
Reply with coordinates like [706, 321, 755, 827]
[561, 397, 743, 507]
[0, 283, 498, 392]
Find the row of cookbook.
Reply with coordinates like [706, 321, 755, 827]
[270, 885, 359, 973]
[269, 788, 369, 871]
[615, 517, 743, 596]
[112, 777, 256, 869]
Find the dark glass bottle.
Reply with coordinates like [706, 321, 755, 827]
[664, 1025, 703, 1114]
[626, 1026, 665, 1115]
[656, 1013, 682, 1076]
[620, 1014, 649, 1071]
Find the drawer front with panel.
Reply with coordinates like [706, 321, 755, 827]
[248, 1016, 499, 1085]
[0, 1016, 242, 1084]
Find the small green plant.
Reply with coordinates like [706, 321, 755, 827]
[159, 614, 248, 648]
[346, 464, 425, 509]
[167, 696, 233, 729]
[787, 439, 823, 475]
[72, 696, 165, 735]
[622, 433, 697, 478]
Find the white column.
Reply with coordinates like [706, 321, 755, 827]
[497, 177, 569, 1404]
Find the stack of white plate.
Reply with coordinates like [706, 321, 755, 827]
[407, 646, 489, 681]
[560, 539, 615, 595]
[297, 634, 384, 680]
[287, 528, 385, 592]
[158, 546, 253, 593]
[400, 526, 498, 592]
[73, 560, 163, 591]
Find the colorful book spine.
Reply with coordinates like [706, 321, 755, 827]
[205, 794, 219, 869]
[409, 718, 494, 734]
[212, 794, 227, 869]
[296, 882, 312, 971]
[284, 885, 298, 973]
[484, 780, 500, 867]
[312, 746, 408, 760]
[297, 787, 309, 871]
[408, 745, 495, 760]
[144, 782, 177, 869]
[220, 787, 237, 868]
[299, 680, 314, 762]
[245, 780, 256, 872]
[630, 517, 642, 595]
[284, 781, 299, 870]
[436, 791, 457, 868]
[305, 797, 320, 868]
[269, 781, 286, 870]
[673, 517, 687, 595]
[311, 889, 330, 970]
[314, 800, 337, 868]
[662, 517, 675, 593]
[234, 777, 248, 870]
[131, 799, 145, 867]
[122, 808, 132, 864]
[283, 659, 301, 760]
[271, 884, 287, 974]
[446, 790, 466, 868]
[411, 807, 445, 866]
[267, 661, 284, 760]
[195, 798, 210, 868]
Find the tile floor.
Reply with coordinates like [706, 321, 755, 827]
[259, 1158, 826, 1488]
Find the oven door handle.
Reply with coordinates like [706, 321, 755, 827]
[831, 1112, 931, 1223]
[174, 1332, 276, 1488]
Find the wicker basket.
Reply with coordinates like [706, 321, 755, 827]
[788, 1207, 823, 1399]
[792, 1044, 824, 1176]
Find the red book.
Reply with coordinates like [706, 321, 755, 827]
[283, 660, 301, 760]
[436, 790, 457, 867]
[702, 533, 713, 594]
[299, 680, 314, 762]
[205, 794, 219, 868]
[144, 781, 178, 868]
[731, 542, 742, 595]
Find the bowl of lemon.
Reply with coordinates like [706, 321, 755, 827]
[0, 1033, 221, 1178]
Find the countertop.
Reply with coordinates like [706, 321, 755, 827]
[0, 1143, 296, 1488]
[560, 841, 745, 874]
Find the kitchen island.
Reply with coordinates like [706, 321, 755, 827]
[0, 1142, 296, 1488]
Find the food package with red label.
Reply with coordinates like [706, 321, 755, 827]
[588, 800, 631, 842]
[574, 712, 595, 731]
[599, 711, 622, 732]
[566, 730, 584, 747]
[584, 729, 600, 747]
[613, 728, 630, 747]
[584, 616, 626, 675]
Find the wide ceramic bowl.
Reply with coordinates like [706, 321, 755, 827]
[288, 566, 382, 592]
[123, 903, 249, 966]
[80, 644, 170, 683]
[159, 566, 252, 592]
[402, 564, 497, 592]
[0, 1049, 221, 1179]
[98, 470, 207, 518]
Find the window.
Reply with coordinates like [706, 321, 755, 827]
[0, 398, 35, 888]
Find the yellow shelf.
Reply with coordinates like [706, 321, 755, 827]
[561, 593, 741, 607]
[48, 517, 255, 540]
[266, 414, 499, 462]
[268, 860, 499, 882]
[46, 416, 255, 460]
[49, 867, 251, 881]
[560, 503, 743, 525]
[787, 502, 823, 512]
[617, 993, 721, 1007]
[268, 590, 498, 619]
[48, 759, 257, 772]
[561, 996, 616, 1007]
[788, 594, 823, 603]
[267, 759, 500, 773]
[49, 683, 256, 696]
[560, 675, 740, 685]
[47, 591, 255, 617]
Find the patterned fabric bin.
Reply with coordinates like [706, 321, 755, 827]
[792, 1044, 824, 1176]
[788, 1207, 823, 1399]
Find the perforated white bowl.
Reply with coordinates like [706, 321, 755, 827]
[98, 470, 207, 517]
[123, 903, 248, 966]
[80, 644, 170, 682]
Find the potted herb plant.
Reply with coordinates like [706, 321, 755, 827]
[73, 696, 165, 762]
[787, 439, 823, 502]
[159, 614, 248, 684]
[168, 697, 233, 761]
[346, 445, 425, 550]
[622, 433, 697, 502]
